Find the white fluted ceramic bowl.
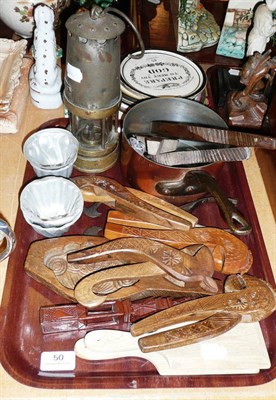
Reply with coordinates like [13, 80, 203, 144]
[20, 176, 84, 237]
[23, 128, 79, 178]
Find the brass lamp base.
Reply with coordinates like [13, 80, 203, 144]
[74, 141, 119, 173]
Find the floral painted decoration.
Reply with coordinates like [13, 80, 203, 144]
[14, 1, 70, 24]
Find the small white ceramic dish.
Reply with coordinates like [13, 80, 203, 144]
[23, 128, 79, 178]
[20, 176, 84, 237]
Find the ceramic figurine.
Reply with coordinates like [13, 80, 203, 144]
[216, 0, 259, 59]
[177, 0, 220, 53]
[29, 4, 63, 109]
[247, 0, 276, 56]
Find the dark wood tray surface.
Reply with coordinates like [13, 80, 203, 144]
[1, 156, 275, 389]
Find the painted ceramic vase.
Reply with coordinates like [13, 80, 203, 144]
[0, 0, 70, 38]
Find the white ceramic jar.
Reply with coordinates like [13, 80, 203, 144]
[0, 0, 70, 38]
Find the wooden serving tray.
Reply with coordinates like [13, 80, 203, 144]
[0, 157, 275, 389]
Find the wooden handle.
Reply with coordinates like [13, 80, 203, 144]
[74, 260, 220, 309]
[104, 222, 184, 245]
[107, 210, 172, 230]
[131, 121, 276, 150]
[75, 262, 165, 308]
[68, 237, 218, 293]
[138, 312, 241, 353]
[126, 187, 198, 226]
[71, 175, 193, 231]
[131, 275, 276, 338]
[104, 222, 253, 275]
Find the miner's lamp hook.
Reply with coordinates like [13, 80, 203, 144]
[104, 6, 145, 59]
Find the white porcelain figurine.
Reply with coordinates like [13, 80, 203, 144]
[247, 0, 276, 56]
[29, 4, 62, 109]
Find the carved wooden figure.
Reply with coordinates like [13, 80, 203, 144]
[227, 50, 276, 128]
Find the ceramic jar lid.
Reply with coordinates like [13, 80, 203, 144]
[120, 49, 206, 99]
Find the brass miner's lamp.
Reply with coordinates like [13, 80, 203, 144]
[64, 5, 144, 172]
